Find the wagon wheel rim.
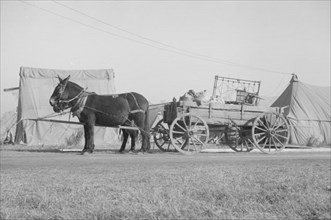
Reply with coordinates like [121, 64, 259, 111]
[152, 119, 175, 152]
[169, 114, 209, 155]
[252, 112, 290, 154]
[225, 126, 254, 152]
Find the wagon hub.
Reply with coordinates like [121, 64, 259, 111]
[183, 130, 194, 139]
[266, 129, 276, 137]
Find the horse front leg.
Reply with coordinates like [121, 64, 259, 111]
[82, 119, 95, 154]
[82, 125, 89, 153]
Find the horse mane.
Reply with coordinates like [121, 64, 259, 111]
[67, 80, 83, 90]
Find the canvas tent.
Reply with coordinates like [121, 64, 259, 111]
[0, 111, 17, 144]
[271, 74, 331, 146]
[15, 67, 121, 147]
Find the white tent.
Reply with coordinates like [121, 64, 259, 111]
[15, 67, 121, 148]
[271, 75, 331, 146]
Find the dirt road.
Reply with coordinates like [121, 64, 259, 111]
[1, 149, 330, 170]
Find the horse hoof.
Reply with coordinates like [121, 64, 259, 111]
[81, 151, 93, 155]
[128, 150, 136, 154]
[119, 151, 125, 154]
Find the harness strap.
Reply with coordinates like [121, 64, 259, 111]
[71, 93, 89, 118]
[128, 93, 145, 114]
[130, 109, 145, 114]
[61, 88, 87, 103]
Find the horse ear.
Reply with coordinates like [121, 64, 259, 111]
[64, 75, 70, 82]
[57, 75, 63, 82]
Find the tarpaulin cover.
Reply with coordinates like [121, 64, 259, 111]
[272, 75, 331, 146]
[15, 67, 121, 148]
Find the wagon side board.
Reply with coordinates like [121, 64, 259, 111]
[164, 101, 280, 126]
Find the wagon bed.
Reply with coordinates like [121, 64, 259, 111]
[152, 76, 290, 155]
[163, 100, 279, 126]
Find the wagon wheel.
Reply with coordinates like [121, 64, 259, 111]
[252, 112, 290, 154]
[152, 119, 175, 152]
[169, 114, 209, 155]
[225, 126, 254, 152]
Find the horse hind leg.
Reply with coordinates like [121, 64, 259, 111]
[119, 129, 129, 153]
[142, 110, 151, 152]
[128, 130, 138, 153]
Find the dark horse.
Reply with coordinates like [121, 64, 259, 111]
[49, 75, 150, 154]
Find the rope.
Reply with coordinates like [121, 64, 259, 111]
[6, 110, 70, 134]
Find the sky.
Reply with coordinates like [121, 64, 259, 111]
[1, 0, 330, 114]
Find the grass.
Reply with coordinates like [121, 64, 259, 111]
[0, 150, 330, 220]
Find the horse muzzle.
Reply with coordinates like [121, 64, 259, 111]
[49, 97, 57, 107]
[53, 105, 61, 113]
[50, 98, 61, 112]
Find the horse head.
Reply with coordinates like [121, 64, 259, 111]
[49, 75, 74, 112]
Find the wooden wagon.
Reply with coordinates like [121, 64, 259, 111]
[152, 76, 290, 154]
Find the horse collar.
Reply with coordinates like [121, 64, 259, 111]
[71, 93, 88, 118]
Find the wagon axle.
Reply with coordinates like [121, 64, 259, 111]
[183, 130, 195, 139]
[266, 129, 276, 137]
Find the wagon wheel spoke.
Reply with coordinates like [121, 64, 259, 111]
[271, 114, 279, 128]
[157, 123, 168, 130]
[192, 118, 201, 129]
[262, 137, 269, 149]
[155, 136, 165, 142]
[270, 136, 279, 149]
[174, 137, 186, 148]
[156, 138, 165, 147]
[183, 138, 195, 152]
[174, 122, 187, 133]
[189, 138, 197, 152]
[239, 141, 244, 151]
[191, 137, 201, 152]
[272, 135, 284, 148]
[255, 134, 267, 144]
[273, 120, 286, 131]
[172, 130, 185, 135]
[183, 116, 189, 130]
[275, 128, 288, 135]
[167, 141, 171, 151]
[255, 126, 267, 132]
[192, 140, 198, 152]
[271, 117, 281, 129]
[188, 115, 193, 129]
[195, 132, 208, 139]
[274, 128, 288, 133]
[264, 114, 272, 128]
[192, 136, 205, 146]
[273, 134, 287, 145]
[274, 133, 289, 140]
[257, 119, 269, 130]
